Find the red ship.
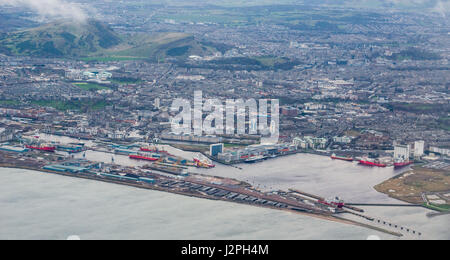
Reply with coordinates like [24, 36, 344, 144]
[358, 159, 387, 168]
[129, 153, 161, 161]
[140, 146, 173, 156]
[25, 144, 56, 152]
[318, 197, 345, 209]
[331, 154, 354, 162]
[394, 159, 413, 168]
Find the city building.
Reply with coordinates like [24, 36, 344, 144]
[281, 106, 298, 117]
[394, 144, 411, 160]
[0, 128, 14, 142]
[414, 141, 425, 158]
[210, 143, 224, 157]
[293, 136, 328, 150]
[429, 147, 450, 157]
[333, 136, 353, 144]
[154, 98, 161, 109]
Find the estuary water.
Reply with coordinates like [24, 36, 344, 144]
[0, 168, 389, 240]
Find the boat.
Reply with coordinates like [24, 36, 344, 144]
[56, 144, 84, 154]
[129, 153, 161, 161]
[394, 158, 414, 168]
[331, 154, 354, 162]
[0, 145, 29, 153]
[140, 146, 173, 156]
[244, 155, 265, 164]
[358, 158, 387, 168]
[193, 154, 215, 168]
[25, 144, 56, 152]
[318, 197, 345, 209]
[115, 148, 137, 155]
[146, 163, 189, 176]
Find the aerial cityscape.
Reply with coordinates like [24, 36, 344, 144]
[0, 0, 449, 242]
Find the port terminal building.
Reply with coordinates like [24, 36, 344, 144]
[217, 143, 297, 163]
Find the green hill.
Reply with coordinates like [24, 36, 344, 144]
[0, 19, 216, 60]
[0, 19, 122, 57]
[105, 32, 216, 61]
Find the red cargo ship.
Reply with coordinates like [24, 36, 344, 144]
[394, 159, 413, 168]
[331, 154, 354, 162]
[318, 197, 345, 209]
[358, 159, 387, 168]
[140, 146, 173, 156]
[129, 154, 160, 161]
[25, 144, 56, 152]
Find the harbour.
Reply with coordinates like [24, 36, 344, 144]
[0, 133, 447, 239]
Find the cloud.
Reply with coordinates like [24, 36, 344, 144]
[382, 0, 450, 14]
[0, 0, 88, 22]
[433, 0, 450, 17]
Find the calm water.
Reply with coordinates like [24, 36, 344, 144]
[0, 168, 390, 240]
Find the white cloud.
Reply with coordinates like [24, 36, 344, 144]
[433, 0, 450, 17]
[0, 0, 88, 22]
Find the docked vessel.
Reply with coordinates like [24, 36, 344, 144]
[129, 153, 161, 161]
[25, 144, 56, 152]
[0, 145, 29, 153]
[318, 197, 345, 209]
[56, 144, 84, 154]
[358, 158, 387, 168]
[331, 154, 354, 162]
[146, 162, 189, 176]
[394, 158, 413, 168]
[193, 154, 215, 168]
[140, 146, 173, 156]
[244, 155, 265, 164]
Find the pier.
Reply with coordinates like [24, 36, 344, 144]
[347, 203, 424, 207]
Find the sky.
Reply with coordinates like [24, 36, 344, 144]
[0, 0, 88, 22]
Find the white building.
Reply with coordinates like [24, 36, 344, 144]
[0, 128, 14, 142]
[154, 98, 160, 109]
[414, 141, 425, 158]
[293, 137, 308, 149]
[394, 144, 411, 160]
[333, 136, 353, 144]
[293, 136, 327, 149]
[429, 147, 450, 156]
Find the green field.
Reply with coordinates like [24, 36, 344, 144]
[80, 56, 146, 62]
[224, 143, 249, 148]
[438, 117, 450, 131]
[73, 83, 111, 91]
[424, 203, 450, 212]
[385, 103, 450, 114]
[110, 77, 143, 85]
[31, 100, 109, 111]
[0, 100, 21, 106]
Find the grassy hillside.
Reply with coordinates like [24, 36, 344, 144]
[0, 19, 216, 61]
[96, 32, 215, 62]
[0, 19, 122, 57]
